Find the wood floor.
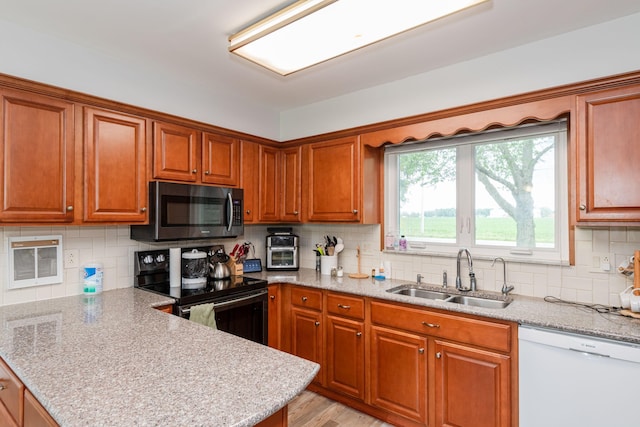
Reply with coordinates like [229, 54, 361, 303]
[288, 391, 393, 427]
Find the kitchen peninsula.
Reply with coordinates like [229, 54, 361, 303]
[0, 288, 318, 426]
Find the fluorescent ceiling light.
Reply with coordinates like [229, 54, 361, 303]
[229, 0, 489, 76]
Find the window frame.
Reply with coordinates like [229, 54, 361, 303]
[384, 120, 569, 265]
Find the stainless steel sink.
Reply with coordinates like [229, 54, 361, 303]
[386, 284, 511, 308]
[445, 295, 511, 309]
[386, 285, 451, 300]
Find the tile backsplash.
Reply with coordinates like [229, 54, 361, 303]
[0, 224, 638, 307]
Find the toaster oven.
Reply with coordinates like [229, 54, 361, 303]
[266, 234, 299, 271]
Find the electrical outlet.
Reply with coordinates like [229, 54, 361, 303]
[64, 249, 79, 268]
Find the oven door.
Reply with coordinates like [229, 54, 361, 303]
[178, 289, 268, 345]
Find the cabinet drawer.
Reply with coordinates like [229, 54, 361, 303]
[0, 358, 24, 425]
[290, 287, 322, 311]
[370, 301, 511, 352]
[326, 293, 365, 320]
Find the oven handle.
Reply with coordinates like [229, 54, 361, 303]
[226, 192, 233, 232]
[181, 289, 267, 314]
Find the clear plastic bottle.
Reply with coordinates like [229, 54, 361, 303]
[399, 235, 407, 251]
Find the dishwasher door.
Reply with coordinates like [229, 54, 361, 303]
[519, 326, 640, 427]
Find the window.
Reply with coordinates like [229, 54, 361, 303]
[385, 121, 568, 264]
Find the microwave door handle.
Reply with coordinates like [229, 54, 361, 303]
[226, 192, 233, 232]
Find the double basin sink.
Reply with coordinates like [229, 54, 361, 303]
[386, 284, 511, 309]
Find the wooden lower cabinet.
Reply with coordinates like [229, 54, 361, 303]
[326, 315, 365, 401]
[268, 284, 281, 350]
[369, 325, 428, 424]
[290, 307, 323, 385]
[255, 406, 288, 427]
[280, 286, 517, 427]
[24, 390, 58, 427]
[0, 358, 58, 427]
[434, 340, 511, 427]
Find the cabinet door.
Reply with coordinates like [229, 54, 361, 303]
[0, 88, 74, 222]
[84, 107, 147, 222]
[434, 340, 511, 427]
[258, 145, 280, 222]
[291, 307, 323, 385]
[306, 136, 361, 222]
[267, 285, 281, 350]
[280, 146, 302, 222]
[576, 85, 640, 222]
[369, 325, 427, 424]
[202, 133, 240, 186]
[153, 121, 198, 182]
[241, 141, 259, 223]
[24, 389, 59, 427]
[326, 316, 365, 401]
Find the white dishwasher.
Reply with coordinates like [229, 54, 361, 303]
[519, 326, 640, 427]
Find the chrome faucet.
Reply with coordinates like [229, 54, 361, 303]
[456, 248, 476, 291]
[492, 257, 514, 295]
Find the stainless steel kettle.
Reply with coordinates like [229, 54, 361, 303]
[209, 258, 231, 279]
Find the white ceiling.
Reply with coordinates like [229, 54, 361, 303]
[2, 0, 640, 113]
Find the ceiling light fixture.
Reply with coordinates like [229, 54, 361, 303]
[229, 0, 489, 76]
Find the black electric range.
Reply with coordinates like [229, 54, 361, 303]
[134, 248, 267, 309]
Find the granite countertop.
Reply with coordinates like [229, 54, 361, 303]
[247, 268, 640, 345]
[0, 288, 319, 427]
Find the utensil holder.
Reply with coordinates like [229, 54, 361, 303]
[320, 255, 338, 275]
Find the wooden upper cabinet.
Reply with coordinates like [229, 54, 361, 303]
[258, 144, 280, 222]
[306, 136, 361, 222]
[256, 144, 303, 223]
[83, 107, 147, 222]
[201, 132, 240, 187]
[576, 85, 640, 222]
[280, 146, 302, 222]
[0, 88, 75, 223]
[241, 140, 259, 223]
[153, 121, 198, 182]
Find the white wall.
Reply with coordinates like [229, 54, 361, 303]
[0, 19, 281, 140]
[280, 12, 640, 140]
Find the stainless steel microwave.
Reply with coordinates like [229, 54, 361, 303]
[130, 182, 243, 242]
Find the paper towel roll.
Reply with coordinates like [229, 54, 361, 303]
[170, 247, 182, 288]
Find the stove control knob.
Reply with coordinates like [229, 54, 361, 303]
[142, 255, 154, 264]
[156, 254, 166, 263]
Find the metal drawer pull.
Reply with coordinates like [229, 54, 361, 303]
[315, 321, 320, 326]
[270, 295, 275, 300]
[418, 348, 425, 354]
[356, 332, 362, 337]
[337, 304, 351, 309]
[422, 321, 440, 328]
[436, 352, 442, 359]
[301, 296, 308, 302]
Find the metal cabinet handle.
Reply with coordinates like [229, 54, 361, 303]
[337, 304, 351, 309]
[579, 204, 586, 211]
[422, 321, 440, 328]
[418, 348, 425, 354]
[352, 209, 358, 214]
[205, 170, 210, 175]
[66, 206, 74, 211]
[356, 332, 362, 337]
[140, 207, 147, 212]
[301, 296, 308, 302]
[436, 352, 442, 359]
[315, 321, 320, 326]
[294, 210, 299, 215]
[246, 209, 251, 215]
[192, 169, 197, 173]
[270, 295, 275, 300]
